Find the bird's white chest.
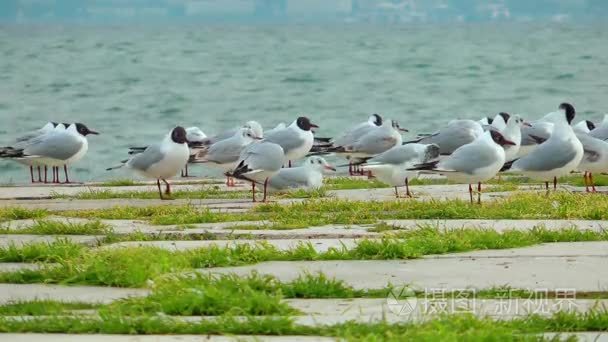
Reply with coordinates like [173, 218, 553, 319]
[286, 130, 314, 161]
[147, 142, 190, 179]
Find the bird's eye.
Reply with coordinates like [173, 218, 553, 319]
[317, 160, 322, 164]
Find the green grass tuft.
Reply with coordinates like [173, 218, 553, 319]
[0, 220, 112, 235]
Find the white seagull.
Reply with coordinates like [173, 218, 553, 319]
[503, 103, 583, 191]
[414, 119, 484, 155]
[575, 132, 608, 192]
[228, 141, 285, 202]
[410, 130, 515, 204]
[1, 123, 98, 184]
[191, 127, 261, 186]
[267, 156, 336, 191]
[360, 143, 440, 198]
[107, 126, 190, 199]
[263, 116, 318, 167]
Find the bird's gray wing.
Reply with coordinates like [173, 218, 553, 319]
[23, 133, 82, 160]
[351, 129, 398, 155]
[264, 129, 305, 154]
[575, 133, 604, 164]
[589, 126, 608, 140]
[514, 138, 578, 171]
[367, 144, 420, 165]
[333, 123, 372, 147]
[521, 122, 552, 146]
[440, 143, 497, 174]
[268, 168, 310, 190]
[419, 124, 479, 155]
[204, 139, 244, 164]
[127, 143, 165, 171]
[242, 142, 284, 172]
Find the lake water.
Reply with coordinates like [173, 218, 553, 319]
[0, 23, 607, 182]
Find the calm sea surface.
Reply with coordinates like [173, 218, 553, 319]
[0, 23, 607, 182]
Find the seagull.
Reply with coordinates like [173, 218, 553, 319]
[573, 120, 596, 134]
[267, 156, 336, 191]
[489, 112, 510, 131]
[478, 116, 494, 126]
[588, 115, 608, 140]
[6, 122, 60, 183]
[330, 113, 384, 175]
[502, 103, 583, 191]
[410, 130, 515, 204]
[227, 141, 285, 202]
[263, 116, 318, 167]
[576, 132, 608, 192]
[180, 126, 207, 177]
[191, 127, 261, 186]
[490, 113, 529, 162]
[107, 126, 190, 200]
[328, 119, 405, 166]
[412, 119, 484, 155]
[359, 143, 440, 198]
[0, 123, 98, 184]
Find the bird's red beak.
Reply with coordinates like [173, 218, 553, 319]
[310, 123, 319, 128]
[398, 128, 409, 132]
[504, 139, 516, 146]
[324, 165, 336, 172]
[523, 122, 532, 127]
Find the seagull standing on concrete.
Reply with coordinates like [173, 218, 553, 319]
[228, 141, 285, 202]
[410, 130, 515, 204]
[263, 116, 318, 167]
[191, 127, 261, 186]
[107, 126, 189, 200]
[503, 103, 583, 191]
[329, 113, 384, 175]
[575, 132, 608, 192]
[267, 156, 335, 191]
[359, 143, 440, 198]
[1, 123, 98, 184]
[6, 122, 59, 183]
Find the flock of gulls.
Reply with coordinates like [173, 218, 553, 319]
[1, 102, 607, 203]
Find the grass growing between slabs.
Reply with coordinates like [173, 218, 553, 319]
[1, 225, 606, 287]
[0, 301, 97, 316]
[51, 192, 608, 228]
[1, 309, 608, 339]
[0, 220, 111, 235]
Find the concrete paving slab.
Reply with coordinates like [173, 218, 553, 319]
[0, 334, 336, 342]
[106, 238, 364, 252]
[543, 332, 608, 342]
[383, 219, 608, 232]
[0, 263, 49, 272]
[200, 242, 608, 291]
[0, 284, 149, 304]
[0, 234, 102, 247]
[287, 298, 608, 319]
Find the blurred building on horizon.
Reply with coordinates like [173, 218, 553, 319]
[1, 0, 607, 23]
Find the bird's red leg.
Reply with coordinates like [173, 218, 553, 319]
[477, 182, 482, 204]
[29, 166, 34, 183]
[348, 163, 353, 176]
[584, 171, 590, 192]
[156, 179, 164, 200]
[37, 167, 42, 182]
[553, 176, 557, 190]
[63, 165, 71, 184]
[468, 184, 473, 204]
[162, 179, 171, 195]
[251, 182, 257, 202]
[590, 172, 596, 193]
[288, 160, 292, 168]
[262, 178, 268, 202]
[44, 166, 48, 184]
[405, 177, 412, 198]
[394, 186, 399, 198]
